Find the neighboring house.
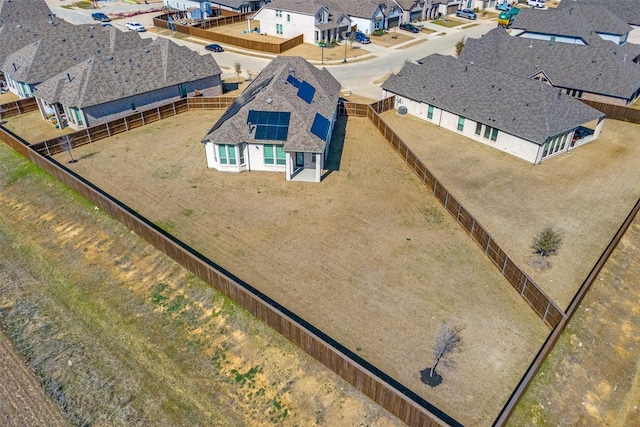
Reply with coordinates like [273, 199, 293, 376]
[511, 4, 633, 46]
[556, 0, 640, 43]
[33, 37, 222, 131]
[162, 0, 267, 15]
[458, 28, 640, 106]
[251, 0, 352, 44]
[2, 24, 146, 99]
[0, 17, 72, 68]
[0, 0, 55, 26]
[381, 55, 606, 164]
[201, 56, 341, 182]
[252, 0, 439, 43]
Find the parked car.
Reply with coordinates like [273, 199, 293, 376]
[352, 31, 370, 44]
[91, 12, 111, 22]
[495, 2, 511, 11]
[527, 0, 546, 8]
[126, 22, 146, 32]
[456, 9, 477, 20]
[399, 23, 420, 33]
[205, 43, 224, 52]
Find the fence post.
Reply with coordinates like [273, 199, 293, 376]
[521, 277, 528, 296]
[543, 301, 551, 324]
[141, 112, 145, 126]
[433, 180, 437, 196]
[86, 129, 92, 143]
[444, 193, 449, 209]
[173, 101, 177, 115]
[502, 256, 508, 275]
[485, 236, 491, 254]
[106, 122, 111, 137]
[125, 117, 129, 131]
[457, 205, 461, 222]
[470, 220, 475, 238]
[45, 141, 51, 157]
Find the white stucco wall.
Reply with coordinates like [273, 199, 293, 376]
[518, 32, 586, 45]
[351, 17, 374, 34]
[254, 8, 314, 43]
[392, 94, 541, 164]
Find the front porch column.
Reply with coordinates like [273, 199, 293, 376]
[285, 153, 292, 181]
[315, 155, 322, 182]
[592, 116, 605, 139]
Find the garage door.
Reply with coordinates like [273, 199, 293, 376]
[387, 16, 400, 28]
[447, 4, 458, 15]
[410, 10, 422, 21]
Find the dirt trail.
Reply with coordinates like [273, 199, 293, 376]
[0, 331, 69, 427]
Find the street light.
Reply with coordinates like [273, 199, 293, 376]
[343, 32, 350, 63]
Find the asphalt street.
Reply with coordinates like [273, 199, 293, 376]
[45, 1, 496, 100]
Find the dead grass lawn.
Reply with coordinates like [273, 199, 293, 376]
[2, 111, 74, 144]
[380, 110, 640, 309]
[41, 110, 548, 426]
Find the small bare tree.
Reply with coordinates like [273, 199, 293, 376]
[531, 224, 563, 265]
[455, 36, 466, 57]
[420, 323, 465, 387]
[234, 61, 242, 81]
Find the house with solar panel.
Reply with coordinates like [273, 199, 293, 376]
[202, 56, 341, 182]
[382, 54, 606, 164]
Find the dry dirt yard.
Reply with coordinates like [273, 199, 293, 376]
[380, 110, 640, 310]
[39, 110, 549, 425]
[510, 213, 640, 426]
[0, 331, 70, 427]
[0, 143, 404, 427]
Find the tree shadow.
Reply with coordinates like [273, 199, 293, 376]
[322, 115, 347, 180]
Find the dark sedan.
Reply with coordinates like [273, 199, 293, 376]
[205, 43, 224, 52]
[399, 23, 420, 33]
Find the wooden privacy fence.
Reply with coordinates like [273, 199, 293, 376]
[0, 97, 38, 119]
[581, 100, 640, 124]
[154, 14, 304, 54]
[30, 97, 236, 157]
[494, 197, 640, 426]
[340, 99, 566, 329]
[0, 127, 460, 427]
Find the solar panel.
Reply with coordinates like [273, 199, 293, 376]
[310, 113, 330, 141]
[287, 74, 301, 88]
[297, 81, 315, 104]
[248, 110, 290, 141]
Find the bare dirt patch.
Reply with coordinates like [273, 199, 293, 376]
[43, 110, 548, 425]
[0, 143, 404, 427]
[369, 30, 415, 48]
[510, 217, 640, 426]
[0, 331, 70, 427]
[0, 91, 19, 104]
[380, 110, 640, 309]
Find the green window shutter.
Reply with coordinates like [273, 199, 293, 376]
[264, 145, 274, 164]
[228, 145, 237, 165]
[276, 146, 286, 165]
[219, 145, 228, 164]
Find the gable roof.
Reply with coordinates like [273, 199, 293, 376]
[382, 54, 604, 145]
[202, 56, 341, 153]
[512, 4, 632, 43]
[0, 0, 53, 26]
[33, 37, 222, 109]
[3, 24, 147, 85]
[458, 28, 640, 101]
[557, 0, 640, 26]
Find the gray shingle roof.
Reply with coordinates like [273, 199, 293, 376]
[33, 37, 222, 109]
[558, 0, 640, 26]
[0, 0, 53, 26]
[458, 28, 640, 101]
[512, 4, 632, 43]
[382, 54, 604, 145]
[0, 18, 72, 68]
[3, 24, 146, 85]
[202, 56, 341, 153]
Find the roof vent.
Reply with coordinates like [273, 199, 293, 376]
[16, 24, 21, 28]
[266, 98, 273, 104]
[106, 55, 113, 60]
[398, 106, 408, 115]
